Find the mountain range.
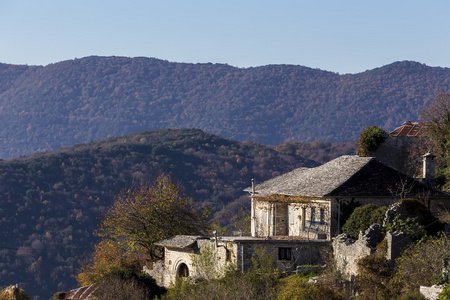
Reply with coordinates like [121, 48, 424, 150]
[1, 56, 450, 159]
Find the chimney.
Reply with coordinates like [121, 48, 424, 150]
[251, 179, 255, 195]
[422, 152, 436, 187]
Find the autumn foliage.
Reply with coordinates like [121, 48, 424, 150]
[97, 174, 210, 261]
[77, 239, 147, 286]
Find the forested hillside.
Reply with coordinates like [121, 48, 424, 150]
[0, 128, 331, 299]
[0, 56, 449, 159]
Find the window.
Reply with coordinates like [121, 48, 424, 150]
[320, 208, 325, 224]
[278, 247, 292, 260]
[289, 205, 294, 225]
[259, 209, 263, 223]
[311, 207, 315, 223]
[226, 249, 231, 261]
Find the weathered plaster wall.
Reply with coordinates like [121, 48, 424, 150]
[253, 200, 331, 240]
[148, 238, 331, 287]
[240, 240, 330, 273]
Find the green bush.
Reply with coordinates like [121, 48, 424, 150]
[439, 284, 450, 300]
[401, 291, 427, 300]
[357, 126, 387, 157]
[391, 235, 450, 296]
[356, 255, 392, 300]
[276, 275, 343, 300]
[342, 204, 388, 238]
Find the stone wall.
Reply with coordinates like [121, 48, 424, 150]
[236, 239, 330, 273]
[420, 285, 444, 300]
[333, 225, 415, 279]
[370, 135, 431, 177]
[148, 237, 331, 287]
[332, 225, 382, 278]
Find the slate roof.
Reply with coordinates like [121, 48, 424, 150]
[60, 284, 96, 299]
[389, 121, 429, 137]
[155, 235, 208, 249]
[246, 155, 449, 199]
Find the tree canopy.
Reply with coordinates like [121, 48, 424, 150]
[357, 126, 387, 157]
[97, 173, 210, 261]
[420, 93, 450, 189]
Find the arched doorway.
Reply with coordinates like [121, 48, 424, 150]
[178, 263, 189, 277]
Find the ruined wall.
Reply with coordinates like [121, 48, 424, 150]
[332, 225, 383, 278]
[333, 234, 374, 278]
[333, 226, 415, 278]
[385, 231, 413, 267]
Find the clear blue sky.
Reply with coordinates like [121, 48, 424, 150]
[1, 0, 449, 74]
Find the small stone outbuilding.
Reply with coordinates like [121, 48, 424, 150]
[148, 235, 330, 287]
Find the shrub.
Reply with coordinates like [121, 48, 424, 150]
[276, 274, 344, 300]
[92, 270, 166, 300]
[401, 291, 427, 300]
[439, 284, 450, 300]
[356, 255, 392, 300]
[357, 126, 387, 157]
[342, 204, 388, 238]
[391, 234, 450, 295]
[385, 215, 426, 239]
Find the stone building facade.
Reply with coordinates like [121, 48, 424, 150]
[147, 235, 330, 287]
[247, 155, 450, 241]
[149, 154, 450, 287]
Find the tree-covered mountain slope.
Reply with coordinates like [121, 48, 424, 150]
[0, 128, 325, 299]
[0, 56, 449, 159]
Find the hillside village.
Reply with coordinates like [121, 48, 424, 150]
[1, 61, 450, 298]
[43, 110, 450, 299]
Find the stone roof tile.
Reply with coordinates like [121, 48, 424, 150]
[155, 235, 207, 249]
[246, 155, 449, 199]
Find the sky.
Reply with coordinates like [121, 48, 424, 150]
[0, 0, 449, 74]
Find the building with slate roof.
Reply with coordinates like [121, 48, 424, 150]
[246, 155, 450, 240]
[148, 154, 450, 287]
[148, 234, 329, 287]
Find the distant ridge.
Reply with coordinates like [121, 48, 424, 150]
[0, 56, 449, 159]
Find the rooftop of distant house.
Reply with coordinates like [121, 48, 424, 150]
[389, 121, 430, 137]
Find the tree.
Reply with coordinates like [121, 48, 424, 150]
[77, 239, 148, 285]
[390, 234, 450, 295]
[357, 126, 387, 157]
[97, 173, 210, 261]
[420, 93, 450, 188]
[230, 207, 251, 236]
[420, 93, 450, 158]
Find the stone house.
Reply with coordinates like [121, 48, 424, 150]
[148, 234, 330, 287]
[148, 154, 450, 287]
[247, 155, 449, 241]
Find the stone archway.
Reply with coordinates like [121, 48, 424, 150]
[177, 263, 189, 277]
